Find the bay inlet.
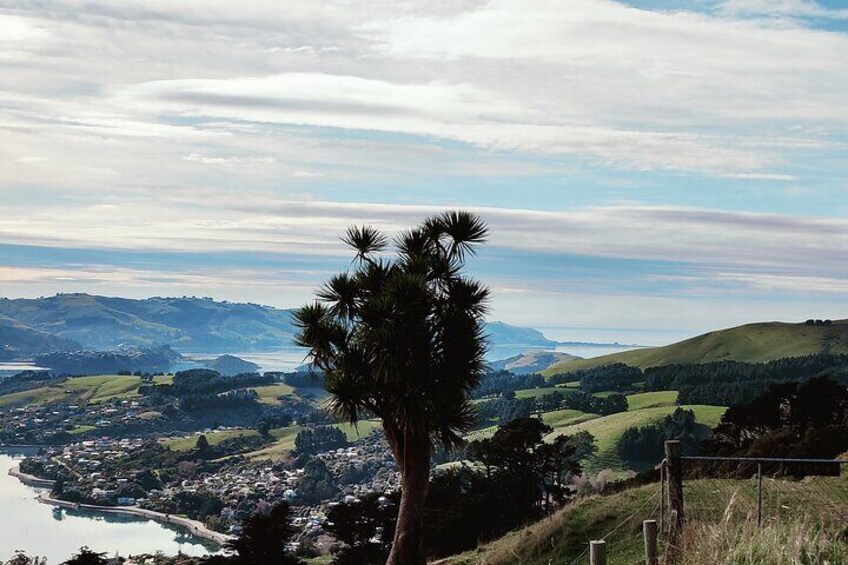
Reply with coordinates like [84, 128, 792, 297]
[0, 450, 218, 562]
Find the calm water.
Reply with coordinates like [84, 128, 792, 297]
[186, 344, 643, 373]
[0, 450, 218, 563]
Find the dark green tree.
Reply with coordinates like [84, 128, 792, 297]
[222, 503, 303, 565]
[467, 417, 585, 512]
[295, 211, 489, 565]
[195, 434, 210, 457]
[60, 547, 108, 565]
[6, 552, 47, 565]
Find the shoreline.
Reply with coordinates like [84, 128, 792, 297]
[8, 465, 233, 547]
[8, 464, 56, 488]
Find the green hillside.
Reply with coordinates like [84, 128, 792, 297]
[544, 320, 848, 375]
[0, 375, 304, 409]
[0, 374, 173, 408]
[442, 475, 848, 565]
[489, 351, 581, 375]
[0, 314, 80, 358]
[545, 404, 726, 472]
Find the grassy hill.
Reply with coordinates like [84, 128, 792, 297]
[489, 351, 581, 375]
[545, 404, 726, 472]
[0, 374, 173, 408]
[0, 293, 563, 359]
[243, 420, 383, 461]
[0, 375, 302, 409]
[0, 314, 80, 358]
[0, 293, 299, 352]
[440, 474, 848, 565]
[544, 320, 848, 375]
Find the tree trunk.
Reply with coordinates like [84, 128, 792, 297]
[386, 431, 430, 565]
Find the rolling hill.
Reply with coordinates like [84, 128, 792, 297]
[485, 321, 557, 348]
[0, 314, 80, 359]
[543, 319, 848, 375]
[0, 294, 298, 352]
[489, 351, 581, 374]
[0, 294, 561, 360]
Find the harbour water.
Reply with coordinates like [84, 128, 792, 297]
[0, 449, 218, 562]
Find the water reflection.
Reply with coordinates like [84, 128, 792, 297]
[0, 451, 218, 562]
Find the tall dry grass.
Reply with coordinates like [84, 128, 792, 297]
[682, 519, 848, 564]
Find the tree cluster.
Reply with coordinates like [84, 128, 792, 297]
[323, 419, 595, 564]
[474, 395, 534, 426]
[550, 363, 642, 393]
[471, 370, 545, 399]
[467, 418, 588, 512]
[141, 370, 273, 397]
[617, 408, 704, 468]
[561, 391, 628, 415]
[643, 354, 848, 406]
[706, 376, 848, 464]
[294, 426, 349, 455]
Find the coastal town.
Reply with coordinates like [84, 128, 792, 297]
[4, 374, 402, 555]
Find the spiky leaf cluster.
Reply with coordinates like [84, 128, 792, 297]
[294, 211, 490, 451]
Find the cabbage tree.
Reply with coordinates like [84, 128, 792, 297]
[295, 211, 489, 564]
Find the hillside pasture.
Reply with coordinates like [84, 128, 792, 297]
[0, 374, 172, 408]
[249, 383, 296, 405]
[541, 409, 597, 428]
[626, 390, 678, 411]
[442, 476, 848, 565]
[162, 428, 260, 452]
[542, 320, 848, 375]
[514, 387, 576, 400]
[545, 404, 726, 471]
[245, 420, 383, 461]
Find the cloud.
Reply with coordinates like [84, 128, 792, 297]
[2, 0, 848, 335]
[182, 153, 276, 166]
[1, 0, 846, 182]
[292, 170, 324, 178]
[3, 197, 848, 281]
[718, 0, 848, 20]
[113, 72, 786, 175]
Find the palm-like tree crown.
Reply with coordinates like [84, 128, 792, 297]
[295, 211, 489, 451]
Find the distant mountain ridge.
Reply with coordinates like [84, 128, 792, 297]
[486, 321, 557, 347]
[489, 351, 582, 375]
[0, 294, 297, 353]
[0, 294, 560, 359]
[0, 314, 81, 360]
[543, 319, 848, 375]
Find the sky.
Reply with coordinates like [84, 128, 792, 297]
[1, 0, 848, 345]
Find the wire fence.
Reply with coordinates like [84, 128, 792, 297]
[579, 446, 848, 565]
[681, 456, 848, 529]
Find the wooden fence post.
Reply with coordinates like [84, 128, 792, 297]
[757, 462, 763, 528]
[644, 519, 658, 565]
[589, 540, 606, 565]
[662, 440, 684, 564]
[660, 461, 665, 531]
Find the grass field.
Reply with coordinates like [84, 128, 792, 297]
[626, 390, 678, 410]
[514, 387, 576, 400]
[162, 428, 260, 452]
[0, 374, 172, 408]
[0, 374, 326, 410]
[541, 408, 597, 428]
[442, 475, 848, 565]
[244, 420, 383, 461]
[545, 404, 727, 471]
[249, 383, 296, 404]
[542, 320, 848, 375]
